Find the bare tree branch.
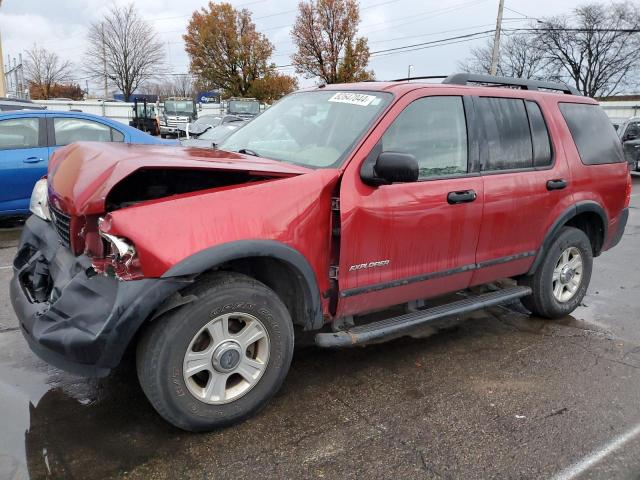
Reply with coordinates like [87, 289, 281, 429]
[535, 2, 640, 97]
[23, 46, 73, 99]
[84, 3, 164, 100]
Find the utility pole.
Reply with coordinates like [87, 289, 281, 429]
[0, 0, 6, 97]
[102, 23, 108, 99]
[490, 0, 505, 76]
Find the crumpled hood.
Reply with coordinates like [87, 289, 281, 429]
[48, 142, 312, 215]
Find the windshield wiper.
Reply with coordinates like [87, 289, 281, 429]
[238, 148, 260, 157]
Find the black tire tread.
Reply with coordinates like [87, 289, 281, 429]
[136, 271, 294, 431]
[520, 226, 593, 319]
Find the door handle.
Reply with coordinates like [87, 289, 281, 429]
[447, 190, 477, 204]
[546, 179, 567, 191]
[23, 156, 43, 164]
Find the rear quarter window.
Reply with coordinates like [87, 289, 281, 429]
[559, 103, 625, 165]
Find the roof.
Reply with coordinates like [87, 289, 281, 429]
[304, 73, 593, 102]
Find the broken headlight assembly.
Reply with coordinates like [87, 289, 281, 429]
[29, 178, 51, 221]
[92, 216, 144, 280]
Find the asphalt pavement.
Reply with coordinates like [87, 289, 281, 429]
[1, 176, 640, 480]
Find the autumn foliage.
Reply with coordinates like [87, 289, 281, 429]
[292, 0, 373, 84]
[29, 82, 84, 100]
[249, 73, 298, 104]
[184, 2, 297, 102]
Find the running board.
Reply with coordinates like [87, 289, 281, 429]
[315, 286, 532, 348]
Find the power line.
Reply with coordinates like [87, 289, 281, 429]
[371, 33, 496, 58]
[369, 29, 495, 56]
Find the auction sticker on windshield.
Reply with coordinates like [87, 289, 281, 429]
[328, 92, 377, 107]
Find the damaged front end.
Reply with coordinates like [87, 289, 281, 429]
[10, 215, 190, 376]
[11, 142, 322, 376]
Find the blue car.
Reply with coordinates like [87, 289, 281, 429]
[0, 110, 176, 217]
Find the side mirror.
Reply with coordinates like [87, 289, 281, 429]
[373, 152, 419, 184]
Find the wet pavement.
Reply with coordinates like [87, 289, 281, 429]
[1, 177, 640, 480]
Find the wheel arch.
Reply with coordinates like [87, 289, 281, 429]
[161, 240, 324, 330]
[528, 201, 607, 275]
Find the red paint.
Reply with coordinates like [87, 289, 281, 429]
[45, 81, 629, 323]
[48, 142, 311, 216]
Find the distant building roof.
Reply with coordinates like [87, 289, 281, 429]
[597, 94, 640, 102]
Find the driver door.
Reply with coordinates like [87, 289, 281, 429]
[336, 91, 484, 317]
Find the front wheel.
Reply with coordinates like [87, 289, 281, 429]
[136, 272, 294, 431]
[520, 227, 593, 319]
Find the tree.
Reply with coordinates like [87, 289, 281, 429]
[23, 46, 73, 99]
[185, 2, 291, 98]
[85, 3, 164, 100]
[171, 74, 195, 98]
[29, 82, 84, 100]
[459, 35, 546, 79]
[249, 72, 298, 103]
[292, 0, 374, 84]
[535, 2, 640, 97]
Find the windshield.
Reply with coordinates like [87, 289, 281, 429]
[136, 104, 156, 117]
[220, 91, 392, 168]
[165, 101, 193, 115]
[228, 100, 260, 115]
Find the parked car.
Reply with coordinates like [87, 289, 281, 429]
[180, 114, 245, 139]
[180, 119, 248, 147]
[0, 110, 175, 217]
[11, 74, 630, 432]
[618, 117, 640, 171]
[0, 97, 46, 112]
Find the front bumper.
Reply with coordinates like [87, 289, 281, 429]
[10, 216, 191, 377]
[159, 125, 178, 134]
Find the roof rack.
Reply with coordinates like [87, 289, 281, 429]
[391, 75, 448, 82]
[442, 73, 581, 96]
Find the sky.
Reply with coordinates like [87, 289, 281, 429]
[0, 0, 588, 93]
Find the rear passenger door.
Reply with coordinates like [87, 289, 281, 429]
[471, 96, 572, 286]
[0, 116, 49, 214]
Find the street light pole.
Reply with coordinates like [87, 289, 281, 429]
[490, 0, 505, 76]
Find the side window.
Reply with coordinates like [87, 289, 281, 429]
[0, 117, 40, 150]
[111, 128, 125, 142]
[478, 97, 532, 171]
[525, 101, 552, 167]
[381, 96, 468, 179]
[559, 103, 625, 165]
[53, 118, 113, 146]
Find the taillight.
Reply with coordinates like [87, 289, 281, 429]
[625, 173, 632, 208]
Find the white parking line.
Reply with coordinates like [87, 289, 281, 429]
[0, 265, 11, 270]
[552, 423, 640, 480]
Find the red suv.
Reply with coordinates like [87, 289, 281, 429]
[11, 74, 630, 431]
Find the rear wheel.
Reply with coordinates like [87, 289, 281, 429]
[136, 272, 294, 431]
[520, 227, 593, 319]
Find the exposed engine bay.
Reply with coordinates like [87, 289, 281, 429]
[105, 168, 274, 211]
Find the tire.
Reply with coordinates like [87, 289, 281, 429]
[520, 226, 593, 319]
[136, 272, 294, 431]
